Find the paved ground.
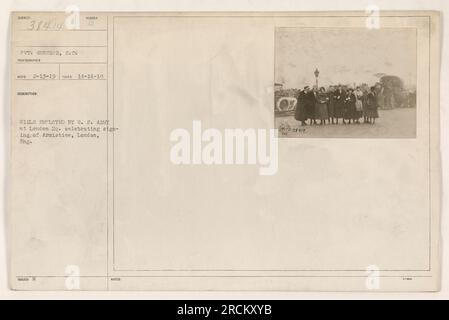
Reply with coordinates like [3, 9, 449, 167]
[275, 108, 416, 138]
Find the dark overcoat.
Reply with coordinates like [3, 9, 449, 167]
[294, 91, 308, 121]
[333, 89, 345, 118]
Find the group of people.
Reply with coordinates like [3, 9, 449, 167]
[294, 85, 380, 125]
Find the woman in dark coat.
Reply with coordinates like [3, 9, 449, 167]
[327, 86, 336, 124]
[343, 89, 356, 124]
[294, 87, 308, 125]
[354, 87, 364, 123]
[306, 87, 317, 125]
[362, 88, 370, 123]
[332, 85, 345, 124]
[366, 86, 379, 124]
[315, 87, 329, 125]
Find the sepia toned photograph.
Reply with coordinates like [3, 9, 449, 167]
[274, 28, 417, 138]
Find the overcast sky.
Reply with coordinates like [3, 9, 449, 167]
[275, 28, 417, 90]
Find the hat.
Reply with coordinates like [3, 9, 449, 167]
[304, 86, 310, 90]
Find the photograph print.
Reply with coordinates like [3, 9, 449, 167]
[274, 27, 417, 138]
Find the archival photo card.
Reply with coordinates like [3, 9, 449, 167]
[8, 11, 441, 291]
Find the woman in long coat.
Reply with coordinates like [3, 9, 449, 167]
[362, 88, 370, 123]
[354, 87, 364, 123]
[306, 88, 317, 125]
[294, 87, 308, 125]
[366, 86, 379, 124]
[333, 86, 345, 124]
[315, 87, 329, 125]
[327, 86, 336, 124]
[343, 89, 356, 124]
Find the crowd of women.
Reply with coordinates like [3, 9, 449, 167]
[294, 85, 380, 125]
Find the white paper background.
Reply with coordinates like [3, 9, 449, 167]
[0, 0, 448, 299]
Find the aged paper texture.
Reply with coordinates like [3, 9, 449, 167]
[9, 11, 441, 291]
